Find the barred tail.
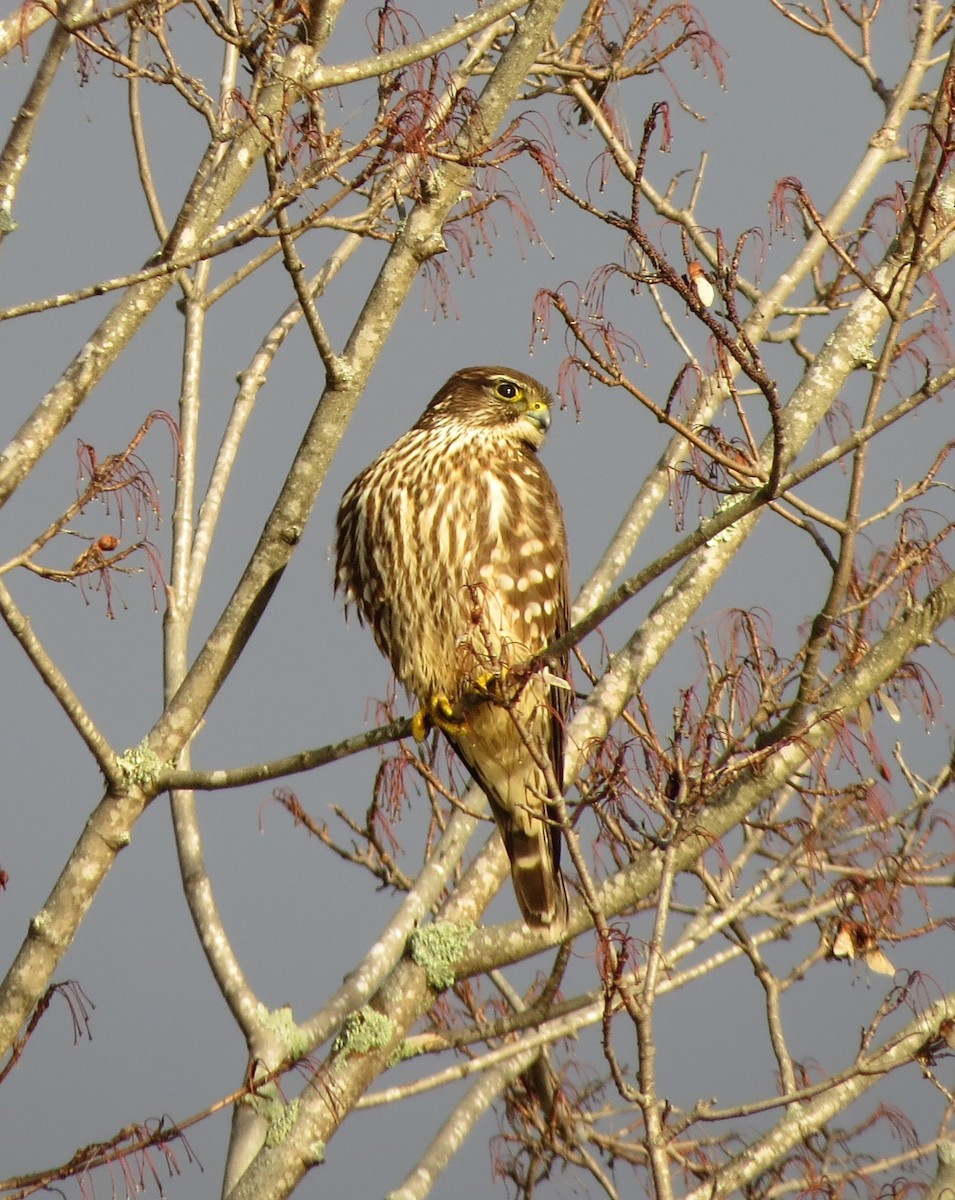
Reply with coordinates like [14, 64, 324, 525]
[508, 819, 569, 930]
[448, 711, 569, 931]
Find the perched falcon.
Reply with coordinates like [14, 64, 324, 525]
[335, 366, 570, 929]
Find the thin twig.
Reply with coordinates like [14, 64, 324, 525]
[0, 579, 122, 790]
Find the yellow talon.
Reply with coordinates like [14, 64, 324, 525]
[467, 668, 520, 705]
[412, 694, 466, 742]
[411, 707, 430, 743]
[432, 694, 466, 734]
[472, 670, 499, 696]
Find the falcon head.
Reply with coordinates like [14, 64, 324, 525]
[415, 366, 554, 448]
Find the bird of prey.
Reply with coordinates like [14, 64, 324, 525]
[335, 366, 570, 929]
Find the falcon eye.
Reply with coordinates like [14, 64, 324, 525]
[494, 380, 522, 401]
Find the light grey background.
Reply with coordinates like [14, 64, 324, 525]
[0, 3, 947, 1195]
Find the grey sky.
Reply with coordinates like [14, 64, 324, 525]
[0, 2, 950, 1196]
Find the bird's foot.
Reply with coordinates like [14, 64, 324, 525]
[471, 669, 503, 698]
[470, 668, 525, 706]
[411, 693, 466, 742]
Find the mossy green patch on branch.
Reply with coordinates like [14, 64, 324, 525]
[332, 1006, 394, 1061]
[117, 740, 164, 789]
[409, 919, 475, 990]
[241, 1084, 300, 1147]
[255, 1003, 310, 1059]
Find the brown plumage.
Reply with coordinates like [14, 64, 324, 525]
[335, 366, 570, 928]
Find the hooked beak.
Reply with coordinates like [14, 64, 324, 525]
[525, 404, 551, 433]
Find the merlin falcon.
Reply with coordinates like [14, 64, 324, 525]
[335, 366, 570, 928]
